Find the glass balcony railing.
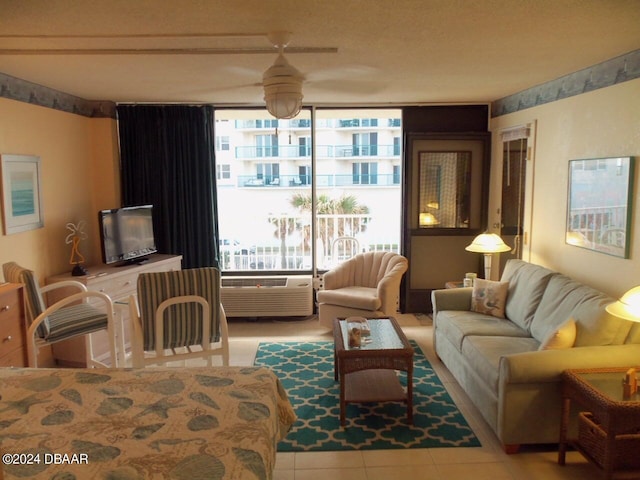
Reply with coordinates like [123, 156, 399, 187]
[234, 144, 400, 159]
[317, 174, 399, 187]
[233, 118, 399, 130]
[234, 119, 280, 129]
[237, 173, 399, 188]
[237, 174, 310, 187]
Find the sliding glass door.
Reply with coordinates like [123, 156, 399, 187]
[214, 108, 402, 273]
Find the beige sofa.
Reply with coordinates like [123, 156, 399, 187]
[432, 259, 640, 452]
[317, 251, 408, 328]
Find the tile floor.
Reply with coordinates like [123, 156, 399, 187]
[223, 313, 602, 480]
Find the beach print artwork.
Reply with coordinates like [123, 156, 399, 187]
[11, 171, 36, 217]
[1, 154, 43, 234]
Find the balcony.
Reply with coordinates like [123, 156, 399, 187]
[233, 118, 399, 130]
[219, 213, 400, 271]
[234, 119, 311, 130]
[568, 204, 628, 247]
[234, 144, 400, 160]
[333, 144, 400, 157]
[237, 173, 399, 188]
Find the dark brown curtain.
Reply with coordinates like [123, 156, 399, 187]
[116, 104, 219, 269]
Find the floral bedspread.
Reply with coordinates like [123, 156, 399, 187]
[0, 366, 296, 479]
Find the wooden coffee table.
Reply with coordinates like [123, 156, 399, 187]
[333, 317, 414, 426]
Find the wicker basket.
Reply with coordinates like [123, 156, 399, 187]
[578, 412, 640, 470]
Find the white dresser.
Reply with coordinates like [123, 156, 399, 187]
[46, 254, 182, 367]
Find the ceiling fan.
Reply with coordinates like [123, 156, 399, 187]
[261, 32, 306, 119]
[193, 32, 388, 116]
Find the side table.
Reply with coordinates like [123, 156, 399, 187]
[558, 367, 640, 479]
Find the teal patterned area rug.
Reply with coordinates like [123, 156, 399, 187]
[254, 341, 481, 451]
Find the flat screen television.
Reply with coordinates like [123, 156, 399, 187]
[99, 205, 157, 265]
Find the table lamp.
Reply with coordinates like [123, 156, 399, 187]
[419, 212, 439, 227]
[605, 286, 640, 396]
[465, 233, 511, 279]
[606, 287, 640, 321]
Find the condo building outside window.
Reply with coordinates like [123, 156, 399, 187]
[215, 108, 402, 272]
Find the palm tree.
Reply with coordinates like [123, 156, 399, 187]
[268, 214, 300, 269]
[289, 193, 371, 257]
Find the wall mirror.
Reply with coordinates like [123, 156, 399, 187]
[418, 151, 471, 228]
[566, 156, 635, 258]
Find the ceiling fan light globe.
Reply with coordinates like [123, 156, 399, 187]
[262, 52, 304, 119]
[264, 87, 303, 119]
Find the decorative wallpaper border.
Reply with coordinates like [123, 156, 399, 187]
[0, 72, 115, 118]
[492, 49, 640, 117]
[1, 49, 638, 119]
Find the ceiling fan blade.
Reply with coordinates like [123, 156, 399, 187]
[0, 31, 337, 55]
[307, 78, 388, 95]
[185, 82, 263, 96]
[0, 47, 333, 55]
[0, 46, 338, 55]
[301, 64, 387, 94]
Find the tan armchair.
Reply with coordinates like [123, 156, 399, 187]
[317, 251, 408, 328]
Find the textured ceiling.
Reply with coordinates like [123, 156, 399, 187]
[1, 0, 639, 107]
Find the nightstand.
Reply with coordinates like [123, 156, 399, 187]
[0, 283, 27, 367]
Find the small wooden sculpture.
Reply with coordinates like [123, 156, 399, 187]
[66, 221, 88, 276]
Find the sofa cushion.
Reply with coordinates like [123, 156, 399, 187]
[437, 310, 530, 352]
[530, 274, 598, 343]
[317, 286, 381, 311]
[572, 294, 632, 346]
[625, 322, 640, 344]
[538, 318, 576, 350]
[461, 335, 539, 391]
[471, 279, 509, 318]
[500, 260, 555, 332]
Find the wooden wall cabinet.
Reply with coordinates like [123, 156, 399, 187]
[46, 254, 182, 367]
[403, 131, 491, 313]
[0, 283, 27, 367]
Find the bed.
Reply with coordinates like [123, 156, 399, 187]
[0, 365, 296, 479]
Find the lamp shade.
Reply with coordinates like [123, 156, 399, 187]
[263, 53, 304, 119]
[465, 233, 512, 254]
[419, 212, 439, 226]
[606, 286, 640, 322]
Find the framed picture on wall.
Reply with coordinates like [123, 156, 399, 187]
[1, 154, 44, 235]
[566, 156, 634, 258]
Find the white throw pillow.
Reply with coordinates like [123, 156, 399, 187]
[539, 318, 577, 350]
[471, 279, 509, 318]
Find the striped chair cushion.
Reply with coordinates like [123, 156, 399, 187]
[137, 267, 222, 352]
[2, 262, 50, 338]
[45, 304, 109, 343]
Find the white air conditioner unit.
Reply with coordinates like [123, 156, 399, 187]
[220, 275, 313, 317]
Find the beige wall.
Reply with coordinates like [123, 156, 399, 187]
[489, 78, 640, 298]
[0, 98, 119, 282]
[2, 77, 638, 298]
